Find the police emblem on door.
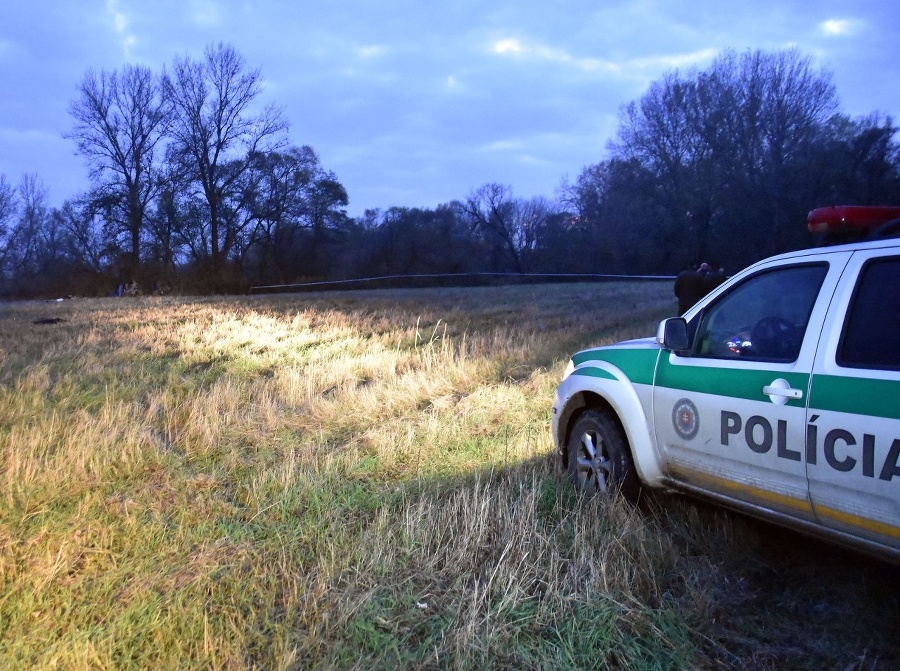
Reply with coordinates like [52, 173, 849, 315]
[672, 398, 700, 440]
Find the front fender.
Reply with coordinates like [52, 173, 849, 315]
[552, 357, 665, 488]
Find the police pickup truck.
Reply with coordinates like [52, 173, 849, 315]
[552, 205, 900, 563]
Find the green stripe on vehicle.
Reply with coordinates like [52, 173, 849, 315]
[809, 375, 900, 421]
[572, 367, 617, 381]
[572, 348, 658, 385]
[655, 356, 809, 407]
[574, 348, 900, 419]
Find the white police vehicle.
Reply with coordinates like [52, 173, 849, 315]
[552, 206, 900, 563]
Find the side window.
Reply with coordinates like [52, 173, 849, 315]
[691, 263, 828, 362]
[838, 256, 900, 371]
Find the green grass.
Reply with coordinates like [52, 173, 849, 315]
[0, 283, 897, 669]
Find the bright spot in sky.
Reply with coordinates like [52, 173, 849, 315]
[493, 39, 524, 55]
[820, 19, 853, 36]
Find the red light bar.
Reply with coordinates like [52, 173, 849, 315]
[808, 205, 900, 233]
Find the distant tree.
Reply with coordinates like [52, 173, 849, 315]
[1, 175, 94, 296]
[163, 43, 288, 282]
[67, 64, 171, 278]
[460, 184, 533, 272]
[305, 170, 350, 236]
[605, 48, 841, 269]
[530, 189, 584, 272]
[0, 175, 16, 283]
[363, 207, 423, 275]
[145, 186, 188, 286]
[56, 199, 111, 274]
[7, 175, 51, 278]
[513, 196, 556, 272]
[564, 159, 667, 273]
[350, 205, 475, 278]
[0, 175, 14, 234]
[301, 169, 350, 276]
[241, 146, 349, 282]
[811, 113, 900, 206]
[240, 147, 311, 283]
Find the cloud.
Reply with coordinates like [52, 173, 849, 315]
[492, 37, 617, 73]
[631, 48, 720, 71]
[491, 36, 717, 79]
[480, 139, 524, 152]
[105, 0, 136, 56]
[820, 19, 857, 37]
[0, 126, 56, 144]
[494, 39, 524, 55]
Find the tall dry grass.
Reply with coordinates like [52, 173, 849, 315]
[0, 283, 896, 670]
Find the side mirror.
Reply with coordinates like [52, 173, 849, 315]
[656, 318, 690, 352]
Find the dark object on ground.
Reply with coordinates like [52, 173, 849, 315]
[33, 317, 67, 325]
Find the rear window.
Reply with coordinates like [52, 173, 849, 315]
[838, 256, 900, 371]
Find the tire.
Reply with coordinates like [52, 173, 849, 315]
[567, 409, 640, 500]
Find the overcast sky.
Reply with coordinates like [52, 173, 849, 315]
[1, 1, 898, 216]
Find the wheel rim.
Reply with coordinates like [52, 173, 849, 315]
[575, 428, 612, 493]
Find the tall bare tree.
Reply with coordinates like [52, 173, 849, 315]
[67, 64, 170, 277]
[163, 43, 287, 278]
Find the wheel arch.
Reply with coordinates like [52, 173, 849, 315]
[558, 390, 617, 468]
[556, 384, 665, 488]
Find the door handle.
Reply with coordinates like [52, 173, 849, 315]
[763, 378, 803, 405]
[762, 385, 802, 399]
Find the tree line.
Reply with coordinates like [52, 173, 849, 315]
[0, 45, 898, 298]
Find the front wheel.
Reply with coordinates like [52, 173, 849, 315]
[567, 409, 640, 500]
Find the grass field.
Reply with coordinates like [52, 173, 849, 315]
[1, 282, 898, 670]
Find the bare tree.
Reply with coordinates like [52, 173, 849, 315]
[67, 64, 170, 277]
[8, 175, 51, 276]
[163, 43, 287, 279]
[460, 184, 555, 273]
[461, 184, 525, 272]
[514, 196, 554, 271]
[0, 175, 86, 295]
[57, 199, 112, 273]
[0, 175, 16, 280]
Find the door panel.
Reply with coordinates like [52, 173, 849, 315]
[654, 356, 814, 518]
[652, 260, 844, 520]
[807, 253, 900, 551]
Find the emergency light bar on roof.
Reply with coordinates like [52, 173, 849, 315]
[807, 205, 900, 233]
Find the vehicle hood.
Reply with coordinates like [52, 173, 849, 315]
[569, 336, 660, 386]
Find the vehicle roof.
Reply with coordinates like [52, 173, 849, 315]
[747, 235, 900, 268]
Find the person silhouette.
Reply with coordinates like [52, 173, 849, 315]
[674, 263, 709, 315]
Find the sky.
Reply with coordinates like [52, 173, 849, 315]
[1, 1, 898, 218]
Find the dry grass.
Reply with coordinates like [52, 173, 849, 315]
[0, 283, 897, 670]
